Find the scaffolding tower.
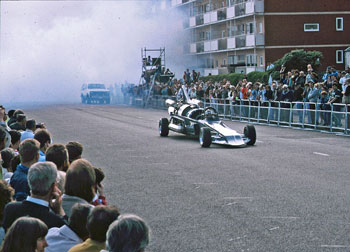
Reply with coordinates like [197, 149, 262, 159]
[140, 47, 174, 107]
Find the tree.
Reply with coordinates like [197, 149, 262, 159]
[268, 49, 323, 80]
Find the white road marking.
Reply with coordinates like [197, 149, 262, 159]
[256, 140, 264, 143]
[313, 152, 330, 157]
[223, 197, 253, 200]
[225, 202, 238, 206]
[194, 182, 217, 189]
[194, 182, 217, 185]
[261, 216, 300, 220]
[269, 226, 280, 231]
[321, 245, 350, 248]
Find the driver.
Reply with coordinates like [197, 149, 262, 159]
[204, 108, 218, 121]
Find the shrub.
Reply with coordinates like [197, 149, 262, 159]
[268, 49, 323, 80]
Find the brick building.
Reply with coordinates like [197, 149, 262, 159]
[170, 0, 350, 76]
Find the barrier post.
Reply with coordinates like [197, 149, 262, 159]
[267, 101, 271, 124]
[330, 104, 333, 132]
[257, 101, 261, 123]
[248, 100, 251, 122]
[289, 102, 292, 126]
[345, 105, 348, 134]
[223, 99, 226, 119]
[239, 100, 242, 121]
[277, 102, 281, 126]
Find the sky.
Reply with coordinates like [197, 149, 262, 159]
[0, 0, 186, 105]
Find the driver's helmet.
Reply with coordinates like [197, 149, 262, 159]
[205, 109, 215, 120]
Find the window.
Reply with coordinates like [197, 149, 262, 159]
[260, 56, 264, 67]
[336, 17, 343, 31]
[336, 50, 343, 63]
[247, 22, 254, 34]
[238, 55, 245, 64]
[259, 23, 263, 33]
[304, 23, 319, 32]
[228, 55, 234, 65]
[246, 54, 257, 66]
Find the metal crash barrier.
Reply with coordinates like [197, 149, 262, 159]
[127, 95, 349, 136]
[204, 98, 349, 135]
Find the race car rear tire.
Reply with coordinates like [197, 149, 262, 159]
[159, 118, 169, 137]
[199, 127, 211, 147]
[244, 125, 256, 146]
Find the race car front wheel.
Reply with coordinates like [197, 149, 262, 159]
[159, 118, 169, 137]
[199, 127, 211, 147]
[244, 125, 256, 145]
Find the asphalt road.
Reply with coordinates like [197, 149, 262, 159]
[25, 104, 350, 252]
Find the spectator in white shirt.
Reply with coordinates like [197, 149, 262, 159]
[45, 203, 92, 252]
[20, 119, 36, 142]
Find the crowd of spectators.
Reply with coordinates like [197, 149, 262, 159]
[125, 65, 350, 128]
[0, 107, 151, 252]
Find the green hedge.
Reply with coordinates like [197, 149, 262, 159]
[200, 71, 268, 85]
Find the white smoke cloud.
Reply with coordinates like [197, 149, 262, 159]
[0, 0, 187, 105]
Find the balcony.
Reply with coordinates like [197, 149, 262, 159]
[190, 15, 204, 27]
[227, 34, 265, 49]
[189, 33, 264, 54]
[188, 0, 264, 28]
[171, 0, 195, 7]
[197, 42, 204, 53]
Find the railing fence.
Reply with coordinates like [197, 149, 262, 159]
[125, 95, 350, 135]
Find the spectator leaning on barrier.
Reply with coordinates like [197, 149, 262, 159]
[342, 79, 350, 130]
[320, 90, 331, 126]
[328, 83, 343, 127]
[10, 138, 40, 201]
[307, 82, 320, 125]
[293, 82, 304, 123]
[280, 84, 294, 122]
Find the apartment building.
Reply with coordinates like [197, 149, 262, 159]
[170, 0, 350, 76]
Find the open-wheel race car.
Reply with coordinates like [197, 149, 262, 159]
[158, 85, 256, 148]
